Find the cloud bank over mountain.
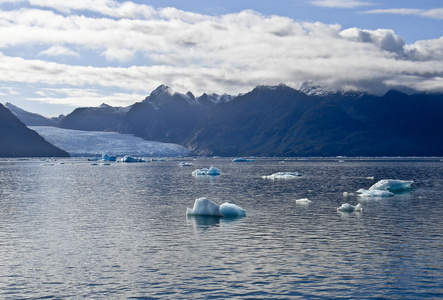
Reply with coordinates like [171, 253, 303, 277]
[0, 0, 442, 113]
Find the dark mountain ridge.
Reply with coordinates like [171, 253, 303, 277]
[59, 103, 131, 132]
[0, 103, 69, 157]
[4, 102, 64, 126]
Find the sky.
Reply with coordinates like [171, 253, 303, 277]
[0, 0, 442, 116]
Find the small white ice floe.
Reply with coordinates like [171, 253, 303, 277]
[178, 162, 194, 167]
[337, 203, 363, 212]
[368, 179, 413, 192]
[296, 198, 312, 205]
[262, 172, 302, 179]
[192, 166, 221, 176]
[186, 197, 246, 218]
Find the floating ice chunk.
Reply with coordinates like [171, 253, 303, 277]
[186, 197, 223, 217]
[219, 202, 246, 217]
[337, 203, 363, 212]
[121, 155, 145, 162]
[232, 158, 255, 162]
[369, 179, 413, 192]
[101, 154, 116, 161]
[357, 188, 395, 197]
[296, 198, 312, 204]
[262, 172, 301, 179]
[186, 198, 246, 218]
[192, 166, 221, 176]
[179, 162, 194, 167]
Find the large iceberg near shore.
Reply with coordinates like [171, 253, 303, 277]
[262, 172, 301, 179]
[186, 197, 246, 218]
[192, 166, 221, 176]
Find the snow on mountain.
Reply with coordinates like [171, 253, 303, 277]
[297, 81, 333, 97]
[30, 126, 191, 157]
[5, 102, 63, 126]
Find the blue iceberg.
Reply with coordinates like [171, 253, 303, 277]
[186, 197, 246, 218]
[192, 166, 221, 176]
[121, 155, 145, 162]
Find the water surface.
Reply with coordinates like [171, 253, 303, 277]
[0, 158, 442, 299]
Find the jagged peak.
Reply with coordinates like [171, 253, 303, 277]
[298, 81, 333, 97]
[98, 103, 111, 109]
[150, 84, 174, 97]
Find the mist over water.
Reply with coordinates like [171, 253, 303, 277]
[0, 158, 442, 299]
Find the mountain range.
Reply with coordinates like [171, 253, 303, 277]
[3, 83, 443, 157]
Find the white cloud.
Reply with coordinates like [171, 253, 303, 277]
[38, 45, 79, 57]
[308, 0, 373, 9]
[0, 1, 443, 110]
[363, 8, 443, 20]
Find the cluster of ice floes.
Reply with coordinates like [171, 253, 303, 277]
[262, 172, 302, 179]
[356, 179, 413, 198]
[192, 166, 221, 176]
[337, 203, 363, 212]
[186, 197, 246, 218]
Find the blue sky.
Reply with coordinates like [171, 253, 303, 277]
[0, 0, 442, 116]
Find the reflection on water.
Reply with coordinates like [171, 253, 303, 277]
[0, 157, 442, 299]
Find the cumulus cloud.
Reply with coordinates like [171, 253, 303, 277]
[0, 1, 442, 110]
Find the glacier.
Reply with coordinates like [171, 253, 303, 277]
[30, 126, 191, 157]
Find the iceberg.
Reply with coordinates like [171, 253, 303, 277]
[296, 198, 312, 204]
[357, 188, 395, 197]
[178, 162, 194, 167]
[219, 202, 247, 217]
[337, 203, 363, 212]
[101, 154, 116, 161]
[186, 197, 223, 217]
[192, 166, 221, 176]
[368, 179, 413, 192]
[232, 158, 254, 162]
[262, 172, 301, 179]
[186, 197, 246, 218]
[121, 155, 145, 162]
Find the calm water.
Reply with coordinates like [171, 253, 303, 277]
[0, 157, 442, 299]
